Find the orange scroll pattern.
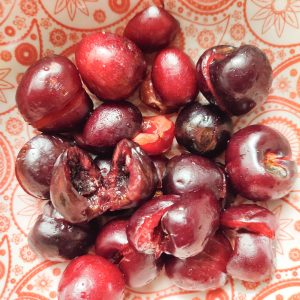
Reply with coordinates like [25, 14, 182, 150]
[0, 0, 300, 299]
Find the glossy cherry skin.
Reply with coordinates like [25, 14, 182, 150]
[165, 232, 232, 291]
[127, 195, 181, 256]
[151, 48, 198, 111]
[225, 124, 297, 201]
[124, 6, 179, 52]
[163, 154, 227, 200]
[175, 103, 232, 157]
[95, 219, 162, 288]
[133, 115, 175, 156]
[152, 155, 169, 189]
[28, 202, 97, 261]
[50, 146, 102, 223]
[196, 45, 272, 116]
[58, 254, 125, 300]
[161, 189, 220, 258]
[226, 232, 275, 282]
[220, 204, 278, 239]
[16, 55, 93, 133]
[76, 101, 142, 154]
[75, 32, 146, 101]
[15, 134, 69, 199]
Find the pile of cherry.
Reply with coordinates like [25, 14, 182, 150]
[14, 5, 298, 300]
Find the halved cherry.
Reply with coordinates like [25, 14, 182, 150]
[220, 204, 278, 239]
[133, 115, 175, 156]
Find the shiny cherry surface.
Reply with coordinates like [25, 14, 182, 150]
[225, 124, 297, 201]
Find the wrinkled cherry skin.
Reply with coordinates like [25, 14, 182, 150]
[95, 219, 162, 288]
[196, 45, 272, 116]
[75, 32, 146, 101]
[220, 204, 278, 238]
[175, 103, 232, 157]
[50, 146, 102, 223]
[76, 101, 142, 154]
[16, 55, 93, 133]
[28, 202, 97, 261]
[127, 195, 180, 256]
[152, 155, 169, 189]
[165, 232, 232, 291]
[225, 124, 297, 201]
[58, 254, 125, 300]
[226, 233, 275, 282]
[105, 139, 158, 210]
[161, 189, 220, 258]
[15, 134, 69, 199]
[151, 48, 198, 110]
[124, 6, 179, 52]
[163, 154, 227, 200]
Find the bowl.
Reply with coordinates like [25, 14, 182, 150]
[0, 0, 300, 299]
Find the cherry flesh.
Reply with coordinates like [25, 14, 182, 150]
[162, 154, 227, 200]
[151, 155, 169, 189]
[133, 115, 175, 156]
[16, 55, 93, 133]
[226, 232, 275, 282]
[220, 204, 278, 239]
[94, 157, 111, 178]
[225, 124, 297, 201]
[28, 202, 97, 261]
[165, 232, 232, 291]
[196, 45, 273, 116]
[95, 219, 162, 288]
[124, 6, 179, 52]
[75, 101, 142, 154]
[75, 32, 146, 101]
[58, 254, 125, 300]
[175, 103, 232, 157]
[15, 134, 69, 199]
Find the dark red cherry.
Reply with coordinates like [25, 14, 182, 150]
[95, 219, 162, 288]
[151, 48, 198, 111]
[175, 103, 232, 157]
[124, 6, 179, 52]
[162, 154, 227, 200]
[16, 55, 93, 133]
[225, 124, 297, 201]
[151, 155, 169, 189]
[50, 146, 102, 223]
[75, 101, 142, 154]
[165, 232, 232, 291]
[196, 45, 273, 116]
[58, 254, 125, 300]
[94, 157, 111, 178]
[226, 233, 275, 282]
[15, 134, 69, 199]
[75, 32, 146, 101]
[220, 204, 278, 238]
[28, 202, 97, 261]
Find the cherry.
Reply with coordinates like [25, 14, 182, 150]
[175, 103, 232, 157]
[133, 115, 175, 156]
[151, 48, 198, 111]
[16, 55, 93, 133]
[226, 232, 275, 282]
[165, 232, 232, 291]
[58, 254, 125, 300]
[220, 204, 278, 239]
[75, 101, 142, 154]
[28, 202, 97, 261]
[75, 32, 146, 101]
[162, 154, 227, 200]
[151, 155, 169, 189]
[124, 6, 179, 52]
[225, 124, 297, 201]
[95, 219, 162, 288]
[15, 134, 69, 199]
[94, 157, 111, 178]
[196, 45, 272, 115]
